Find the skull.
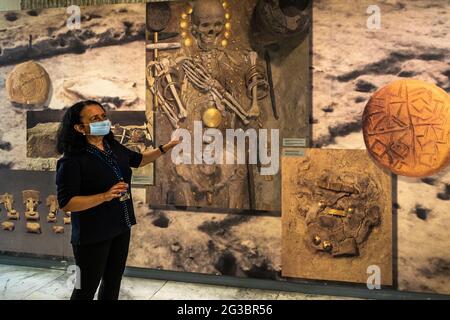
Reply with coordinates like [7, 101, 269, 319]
[191, 0, 226, 51]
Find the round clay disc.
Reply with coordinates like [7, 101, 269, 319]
[6, 61, 51, 106]
[362, 79, 450, 177]
[146, 2, 171, 32]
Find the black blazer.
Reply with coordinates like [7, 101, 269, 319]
[56, 139, 143, 245]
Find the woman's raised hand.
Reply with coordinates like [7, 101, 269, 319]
[166, 138, 182, 149]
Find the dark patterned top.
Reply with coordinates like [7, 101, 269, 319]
[56, 138, 143, 245]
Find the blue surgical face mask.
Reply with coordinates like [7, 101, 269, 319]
[88, 119, 111, 136]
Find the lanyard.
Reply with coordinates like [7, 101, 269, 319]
[85, 140, 123, 182]
[85, 140, 132, 227]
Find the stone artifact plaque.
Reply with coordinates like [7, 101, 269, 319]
[363, 79, 450, 177]
[46, 195, 58, 223]
[6, 61, 51, 107]
[52, 226, 64, 234]
[1, 221, 15, 231]
[26, 222, 42, 234]
[63, 216, 71, 225]
[281, 149, 392, 285]
[0, 193, 20, 220]
[23, 190, 40, 221]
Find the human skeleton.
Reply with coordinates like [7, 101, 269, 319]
[146, 0, 268, 130]
[146, 0, 269, 208]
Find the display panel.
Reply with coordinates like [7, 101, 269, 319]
[0, 3, 149, 172]
[281, 149, 392, 284]
[25, 110, 153, 184]
[312, 0, 450, 295]
[0, 170, 72, 258]
[146, 0, 311, 212]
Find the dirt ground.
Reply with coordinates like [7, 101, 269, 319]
[128, 200, 282, 280]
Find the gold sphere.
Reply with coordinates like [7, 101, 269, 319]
[186, 5, 193, 14]
[181, 13, 188, 19]
[225, 12, 231, 20]
[313, 235, 321, 246]
[181, 31, 188, 38]
[323, 241, 333, 252]
[184, 37, 193, 47]
[221, 39, 228, 47]
[222, 2, 228, 9]
[225, 22, 231, 30]
[202, 108, 223, 128]
[224, 31, 231, 39]
[180, 20, 188, 29]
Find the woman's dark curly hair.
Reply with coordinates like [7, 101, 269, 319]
[56, 100, 114, 155]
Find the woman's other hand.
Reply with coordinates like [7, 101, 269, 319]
[103, 182, 129, 202]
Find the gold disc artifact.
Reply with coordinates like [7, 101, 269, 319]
[202, 107, 223, 128]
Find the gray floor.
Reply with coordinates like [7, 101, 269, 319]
[0, 264, 353, 300]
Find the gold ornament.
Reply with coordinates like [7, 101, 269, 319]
[184, 37, 193, 47]
[224, 31, 231, 39]
[222, 1, 228, 9]
[202, 107, 223, 128]
[313, 235, 321, 246]
[225, 12, 231, 20]
[181, 31, 188, 38]
[326, 208, 347, 217]
[180, 20, 188, 29]
[322, 241, 333, 252]
[221, 39, 228, 47]
[225, 22, 231, 30]
[181, 13, 188, 20]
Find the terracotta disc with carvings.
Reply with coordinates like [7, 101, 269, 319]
[363, 79, 450, 177]
[6, 60, 51, 106]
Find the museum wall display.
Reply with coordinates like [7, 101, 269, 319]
[145, 0, 311, 212]
[25, 109, 153, 183]
[0, 2, 149, 171]
[281, 149, 392, 285]
[362, 79, 450, 178]
[1, 0, 450, 299]
[0, 170, 72, 258]
[312, 0, 450, 295]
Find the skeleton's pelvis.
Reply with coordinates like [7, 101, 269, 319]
[174, 165, 247, 208]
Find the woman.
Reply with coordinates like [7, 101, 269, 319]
[56, 100, 179, 300]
